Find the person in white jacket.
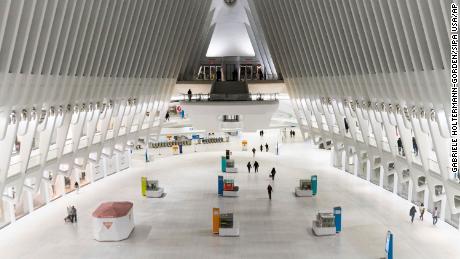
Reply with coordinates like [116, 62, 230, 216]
[432, 207, 439, 225]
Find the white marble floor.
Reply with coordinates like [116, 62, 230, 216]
[0, 130, 459, 259]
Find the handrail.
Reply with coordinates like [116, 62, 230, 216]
[180, 93, 279, 102]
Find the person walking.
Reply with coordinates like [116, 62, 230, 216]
[252, 147, 256, 157]
[74, 182, 80, 194]
[289, 130, 293, 138]
[261, 130, 264, 137]
[187, 89, 192, 101]
[260, 144, 263, 152]
[432, 207, 439, 225]
[271, 167, 276, 180]
[254, 161, 259, 173]
[409, 206, 417, 223]
[165, 111, 170, 121]
[292, 130, 295, 138]
[71, 206, 77, 223]
[247, 162, 252, 173]
[265, 143, 269, 152]
[267, 184, 273, 200]
[419, 203, 425, 221]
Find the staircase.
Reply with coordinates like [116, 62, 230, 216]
[210, 81, 251, 101]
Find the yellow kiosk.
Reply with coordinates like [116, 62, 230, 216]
[241, 140, 248, 151]
[172, 145, 179, 155]
[212, 208, 239, 237]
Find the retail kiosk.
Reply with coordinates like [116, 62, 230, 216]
[172, 145, 179, 155]
[218, 176, 239, 197]
[312, 206, 342, 236]
[221, 150, 237, 173]
[295, 175, 318, 197]
[212, 208, 240, 237]
[141, 177, 165, 198]
[92, 201, 134, 241]
[385, 230, 394, 259]
[241, 140, 248, 151]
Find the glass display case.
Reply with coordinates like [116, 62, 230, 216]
[220, 213, 234, 228]
[146, 180, 159, 191]
[223, 179, 234, 191]
[315, 213, 335, 228]
[226, 160, 235, 168]
[299, 179, 312, 190]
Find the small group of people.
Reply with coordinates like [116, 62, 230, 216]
[397, 136, 419, 157]
[65, 205, 78, 223]
[259, 130, 264, 137]
[247, 161, 259, 173]
[289, 129, 296, 138]
[259, 143, 269, 152]
[266, 168, 277, 200]
[409, 203, 439, 225]
[251, 144, 270, 157]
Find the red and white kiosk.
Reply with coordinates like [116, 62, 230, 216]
[92, 201, 134, 241]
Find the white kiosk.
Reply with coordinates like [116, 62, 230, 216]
[295, 179, 313, 197]
[218, 213, 240, 237]
[92, 201, 134, 241]
[312, 212, 336, 236]
[145, 180, 164, 198]
[222, 178, 239, 197]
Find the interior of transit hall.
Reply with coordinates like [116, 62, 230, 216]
[0, 130, 459, 259]
[0, 0, 456, 258]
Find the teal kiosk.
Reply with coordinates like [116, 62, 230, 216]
[221, 156, 226, 172]
[385, 231, 393, 259]
[311, 175, 318, 195]
[333, 206, 341, 233]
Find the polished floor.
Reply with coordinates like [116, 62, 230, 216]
[0, 130, 459, 259]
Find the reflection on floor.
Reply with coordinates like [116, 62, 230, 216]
[0, 130, 459, 259]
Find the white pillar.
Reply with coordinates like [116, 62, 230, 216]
[8, 201, 15, 223]
[366, 160, 371, 181]
[408, 179, 413, 203]
[393, 173, 398, 195]
[42, 181, 50, 204]
[26, 190, 34, 213]
[379, 166, 384, 187]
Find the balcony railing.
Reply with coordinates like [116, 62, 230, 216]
[180, 93, 279, 102]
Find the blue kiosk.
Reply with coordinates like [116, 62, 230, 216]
[385, 230, 393, 259]
[333, 206, 342, 233]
